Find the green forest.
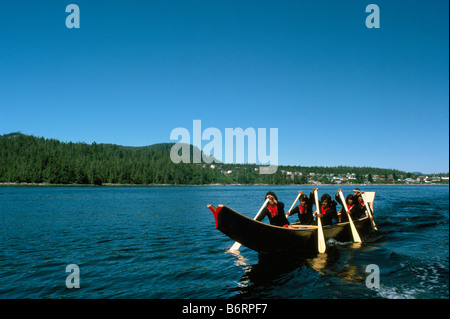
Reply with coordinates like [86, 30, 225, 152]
[0, 133, 443, 186]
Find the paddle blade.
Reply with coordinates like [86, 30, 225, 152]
[339, 191, 362, 243]
[314, 190, 326, 253]
[349, 218, 362, 243]
[361, 192, 378, 231]
[363, 192, 376, 207]
[317, 217, 326, 253]
[229, 241, 241, 252]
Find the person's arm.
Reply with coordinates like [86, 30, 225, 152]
[335, 193, 343, 206]
[322, 206, 337, 224]
[277, 202, 289, 225]
[307, 195, 314, 207]
[330, 198, 337, 208]
[310, 192, 316, 204]
[287, 205, 300, 216]
[255, 207, 268, 222]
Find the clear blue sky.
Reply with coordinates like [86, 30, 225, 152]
[1, 1, 448, 173]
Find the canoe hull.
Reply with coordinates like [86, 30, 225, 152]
[209, 205, 374, 254]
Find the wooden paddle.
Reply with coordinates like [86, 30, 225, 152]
[338, 190, 362, 243]
[361, 192, 378, 231]
[228, 198, 270, 252]
[313, 189, 326, 253]
[286, 192, 302, 218]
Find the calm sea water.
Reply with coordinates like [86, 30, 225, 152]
[0, 185, 448, 299]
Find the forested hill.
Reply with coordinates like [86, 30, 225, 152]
[0, 132, 428, 185]
[0, 133, 222, 185]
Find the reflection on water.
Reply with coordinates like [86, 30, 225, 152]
[307, 252, 329, 273]
[228, 249, 250, 267]
[231, 245, 378, 298]
[230, 251, 318, 298]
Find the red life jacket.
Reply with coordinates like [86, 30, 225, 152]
[268, 205, 278, 218]
[299, 205, 305, 214]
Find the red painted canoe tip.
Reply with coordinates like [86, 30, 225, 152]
[207, 204, 223, 229]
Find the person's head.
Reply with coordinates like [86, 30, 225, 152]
[353, 188, 360, 196]
[346, 194, 354, 205]
[321, 194, 332, 208]
[299, 194, 308, 207]
[357, 194, 364, 203]
[265, 191, 277, 205]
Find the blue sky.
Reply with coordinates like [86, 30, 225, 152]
[1, 0, 448, 173]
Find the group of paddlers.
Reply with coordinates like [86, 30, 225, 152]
[256, 188, 373, 228]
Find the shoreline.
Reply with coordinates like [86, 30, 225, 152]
[0, 182, 447, 187]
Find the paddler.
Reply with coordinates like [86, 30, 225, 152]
[335, 188, 365, 222]
[286, 191, 314, 225]
[310, 188, 338, 226]
[256, 191, 290, 227]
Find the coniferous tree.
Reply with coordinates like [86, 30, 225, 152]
[0, 132, 427, 185]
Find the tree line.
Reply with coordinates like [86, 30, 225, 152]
[0, 133, 419, 185]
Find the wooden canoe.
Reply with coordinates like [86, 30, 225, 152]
[208, 204, 374, 254]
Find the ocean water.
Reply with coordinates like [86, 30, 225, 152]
[0, 185, 448, 299]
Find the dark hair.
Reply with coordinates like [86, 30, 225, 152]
[299, 194, 308, 202]
[346, 194, 353, 203]
[265, 191, 278, 201]
[321, 194, 332, 203]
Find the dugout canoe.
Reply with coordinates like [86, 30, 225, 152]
[208, 204, 374, 254]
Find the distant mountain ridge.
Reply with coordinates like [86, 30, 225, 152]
[0, 132, 229, 185]
[3, 132, 216, 161]
[0, 133, 446, 185]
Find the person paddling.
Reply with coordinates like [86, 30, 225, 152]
[286, 191, 314, 225]
[335, 188, 365, 222]
[356, 191, 373, 217]
[256, 191, 290, 227]
[310, 188, 338, 226]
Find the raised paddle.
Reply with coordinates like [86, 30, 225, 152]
[313, 189, 326, 253]
[361, 192, 378, 231]
[338, 190, 362, 243]
[286, 192, 302, 218]
[228, 198, 270, 252]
